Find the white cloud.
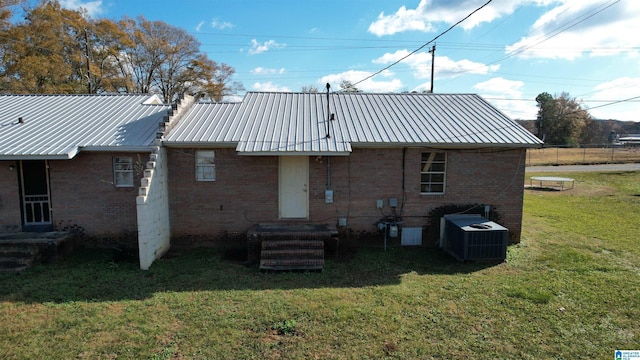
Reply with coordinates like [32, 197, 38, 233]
[251, 67, 286, 75]
[373, 50, 499, 80]
[506, 0, 640, 60]
[585, 77, 640, 120]
[211, 19, 234, 30]
[59, 0, 104, 17]
[474, 77, 538, 120]
[247, 39, 286, 55]
[320, 70, 403, 93]
[252, 82, 291, 92]
[368, 0, 522, 36]
[196, 21, 205, 32]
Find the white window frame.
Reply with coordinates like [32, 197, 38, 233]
[113, 157, 134, 188]
[196, 150, 216, 181]
[420, 152, 446, 195]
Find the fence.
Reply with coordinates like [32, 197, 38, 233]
[526, 145, 640, 166]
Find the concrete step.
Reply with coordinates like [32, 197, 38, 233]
[0, 243, 40, 273]
[0, 248, 39, 258]
[0, 258, 33, 273]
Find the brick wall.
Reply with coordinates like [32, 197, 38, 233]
[0, 160, 21, 232]
[167, 148, 279, 246]
[49, 152, 144, 241]
[166, 147, 527, 246]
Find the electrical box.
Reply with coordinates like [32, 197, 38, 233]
[389, 225, 399, 238]
[389, 198, 398, 208]
[325, 190, 333, 204]
[376, 200, 383, 209]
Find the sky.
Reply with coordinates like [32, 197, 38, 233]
[55, 0, 640, 121]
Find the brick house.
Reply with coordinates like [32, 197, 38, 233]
[163, 91, 541, 240]
[0, 92, 542, 269]
[0, 94, 170, 238]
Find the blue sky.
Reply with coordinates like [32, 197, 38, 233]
[58, 0, 639, 121]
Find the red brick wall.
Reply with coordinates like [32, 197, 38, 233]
[166, 147, 526, 245]
[167, 148, 279, 245]
[0, 161, 21, 232]
[48, 152, 144, 240]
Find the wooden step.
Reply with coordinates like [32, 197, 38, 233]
[261, 239, 324, 250]
[260, 258, 324, 271]
[261, 249, 324, 259]
[259, 239, 325, 271]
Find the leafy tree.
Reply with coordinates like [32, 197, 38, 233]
[115, 16, 242, 102]
[535, 92, 590, 146]
[1, 0, 88, 93]
[579, 117, 606, 144]
[0, 1, 242, 101]
[0, 0, 23, 28]
[84, 18, 135, 94]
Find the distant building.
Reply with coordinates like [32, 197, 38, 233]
[619, 134, 640, 147]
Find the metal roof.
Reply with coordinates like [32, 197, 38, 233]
[0, 94, 170, 160]
[165, 92, 543, 154]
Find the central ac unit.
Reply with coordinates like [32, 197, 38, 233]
[440, 214, 508, 262]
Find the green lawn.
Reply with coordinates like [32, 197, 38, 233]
[1, 171, 639, 359]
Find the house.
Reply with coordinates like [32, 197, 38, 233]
[0, 91, 543, 270]
[0, 94, 170, 239]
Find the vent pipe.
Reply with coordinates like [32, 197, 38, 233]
[326, 83, 331, 138]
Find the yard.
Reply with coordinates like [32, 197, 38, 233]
[1, 171, 639, 359]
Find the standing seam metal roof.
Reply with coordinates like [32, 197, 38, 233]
[0, 94, 170, 159]
[164, 92, 543, 153]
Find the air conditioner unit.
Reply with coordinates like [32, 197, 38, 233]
[441, 215, 507, 262]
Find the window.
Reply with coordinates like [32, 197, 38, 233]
[113, 157, 134, 187]
[196, 150, 215, 181]
[420, 152, 446, 194]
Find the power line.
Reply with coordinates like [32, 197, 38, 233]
[440, 0, 622, 82]
[586, 95, 640, 110]
[351, 0, 494, 88]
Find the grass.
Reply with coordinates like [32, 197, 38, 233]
[527, 146, 640, 166]
[1, 171, 640, 359]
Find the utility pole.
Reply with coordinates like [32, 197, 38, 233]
[429, 44, 436, 93]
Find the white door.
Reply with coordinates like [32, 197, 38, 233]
[279, 156, 308, 218]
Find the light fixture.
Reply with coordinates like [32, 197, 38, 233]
[9, 165, 15, 171]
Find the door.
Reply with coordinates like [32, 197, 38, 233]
[20, 160, 53, 231]
[279, 156, 309, 219]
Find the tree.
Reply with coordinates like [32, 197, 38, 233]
[338, 80, 360, 93]
[84, 18, 135, 94]
[300, 85, 319, 93]
[0, 0, 23, 30]
[1, 0, 88, 93]
[579, 117, 606, 144]
[535, 92, 590, 146]
[0, 1, 242, 100]
[116, 16, 241, 102]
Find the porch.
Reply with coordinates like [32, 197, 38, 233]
[0, 231, 78, 273]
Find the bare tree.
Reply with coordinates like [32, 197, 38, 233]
[300, 85, 319, 93]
